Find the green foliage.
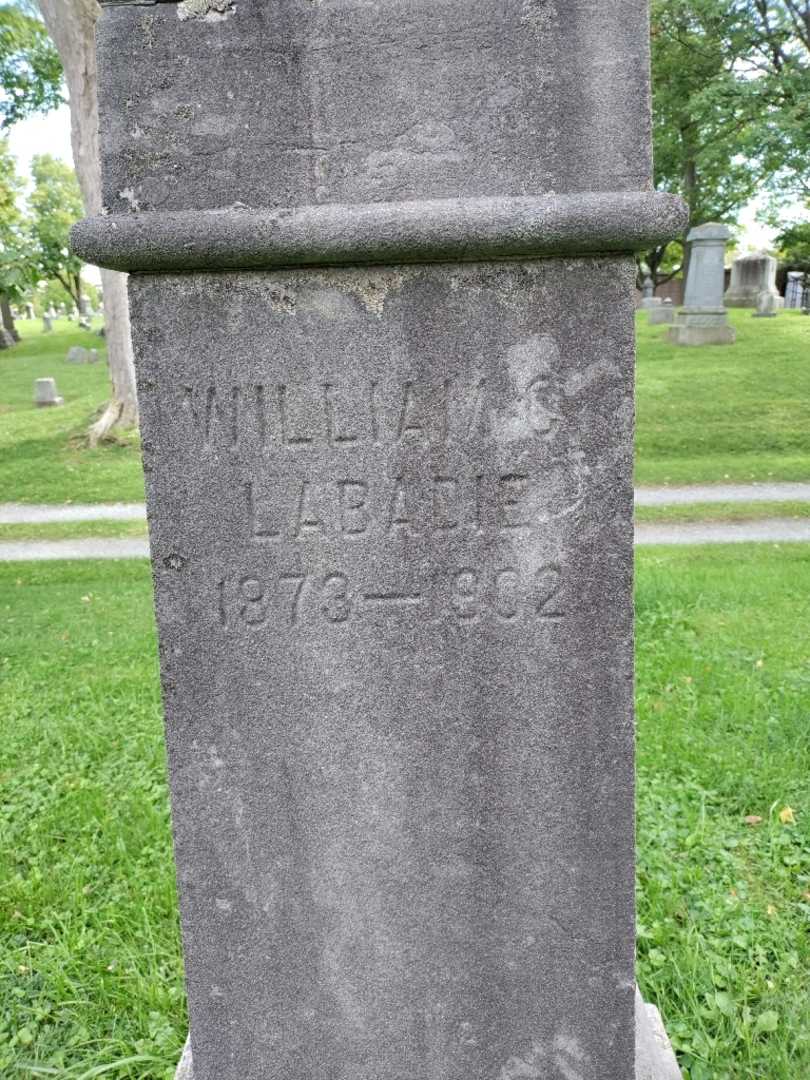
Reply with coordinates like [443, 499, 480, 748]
[0, 2, 63, 129]
[645, 0, 810, 287]
[28, 154, 84, 308]
[775, 221, 810, 271]
[0, 137, 38, 303]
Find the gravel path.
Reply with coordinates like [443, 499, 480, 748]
[635, 518, 810, 546]
[634, 482, 810, 506]
[0, 502, 146, 524]
[3, 482, 809, 525]
[2, 520, 810, 561]
[0, 538, 150, 561]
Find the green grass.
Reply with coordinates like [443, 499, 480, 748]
[2, 548, 809, 1078]
[636, 544, 810, 1079]
[0, 319, 144, 505]
[1, 309, 810, 505]
[0, 521, 148, 543]
[635, 308, 810, 486]
[635, 500, 810, 524]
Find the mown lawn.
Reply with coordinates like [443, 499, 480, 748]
[635, 308, 810, 486]
[0, 319, 144, 505]
[1, 308, 809, 504]
[1, 547, 809, 1079]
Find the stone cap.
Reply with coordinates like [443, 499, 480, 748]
[72, 190, 688, 273]
[687, 223, 732, 243]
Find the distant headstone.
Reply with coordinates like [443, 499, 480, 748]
[725, 251, 780, 308]
[34, 378, 64, 407]
[752, 290, 777, 318]
[785, 272, 804, 309]
[42, 315, 53, 333]
[66, 346, 99, 364]
[669, 223, 735, 346]
[77, 3, 687, 1079]
[78, 317, 92, 331]
[24, 303, 34, 320]
[648, 298, 675, 325]
[79, 296, 90, 316]
[640, 275, 661, 310]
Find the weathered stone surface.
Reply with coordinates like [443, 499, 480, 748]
[670, 224, 735, 347]
[635, 991, 683, 1080]
[87, 3, 685, 1078]
[66, 346, 99, 364]
[41, 315, 53, 333]
[96, 0, 653, 215]
[753, 290, 778, 318]
[725, 251, 779, 308]
[648, 301, 675, 325]
[175, 991, 684, 1080]
[34, 377, 63, 407]
[131, 257, 638, 1080]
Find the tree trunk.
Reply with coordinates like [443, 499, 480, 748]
[0, 294, 20, 342]
[37, 0, 138, 443]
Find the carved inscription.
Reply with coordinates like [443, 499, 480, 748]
[174, 371, 582, 633]
[180, 376, 560, 451]
[244, 467, 582, 542]
[216, 565, 565, 629]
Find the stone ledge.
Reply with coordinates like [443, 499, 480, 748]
[72, 191, 687, 274]
[173, 989, 683, 1079]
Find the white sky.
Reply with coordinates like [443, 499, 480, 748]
[4, 104, 802, 258]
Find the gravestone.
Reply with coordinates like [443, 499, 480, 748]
[753, 290, 778, 318]
[785, 271, 804, 309]
[24, 303, 34, 320]
[77, 2, 687, 1078]
[66, 346, 99, 364]
[34, 377, 63, 407]
[640, 275, 661, 310]
[669, 224, 735, 346]
[725, 251, 780, 308]
[42, 315, 53, 333]
[648, 299, 675, 326]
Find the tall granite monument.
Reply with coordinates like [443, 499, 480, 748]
[669, 223, 735, 346]
[76, 3, 686, 1078]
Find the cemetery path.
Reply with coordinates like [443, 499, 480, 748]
[635, 481, 810, 506]
[635, 518, 810, 545]
[2, 482, 810, 525]
[2, 520, 810, 561]
[0, 502, 146, 524]
[0, 538, 150, 561]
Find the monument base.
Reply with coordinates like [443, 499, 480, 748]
[668, 308, 736, 346]
[173, 990, 683, 1080]
[724, 290, 780, 308]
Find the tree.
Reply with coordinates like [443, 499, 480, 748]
[0, 1, 62, 128]
[643, 0, 810, 291]
[776, 220, 810, 268]
[37, 0, 137, 443]
[28, 152, 84, 306]
[643, 0, 764, 290]
[0, 135, 37, 340]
